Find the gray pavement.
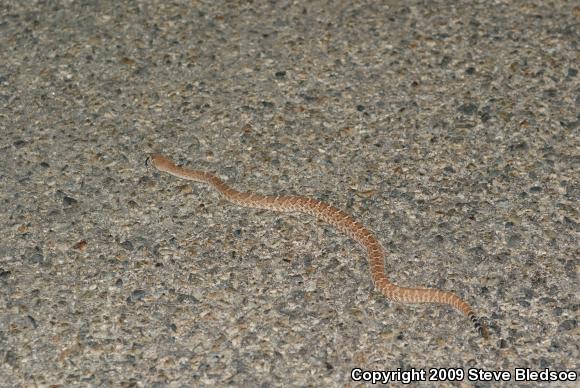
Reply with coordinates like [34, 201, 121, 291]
[0, 1, 578, 386]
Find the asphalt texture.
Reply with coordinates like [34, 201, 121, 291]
[1, 1, 578, 386]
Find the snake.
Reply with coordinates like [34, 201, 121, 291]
[149, 153, 489, 339]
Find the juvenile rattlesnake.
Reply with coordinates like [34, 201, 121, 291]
[149, 153, 489, 339]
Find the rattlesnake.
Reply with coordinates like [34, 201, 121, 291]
[149, 153, 489, 339]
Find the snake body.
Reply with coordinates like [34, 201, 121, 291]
[150, 154, 489, 339]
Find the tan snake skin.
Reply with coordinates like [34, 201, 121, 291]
[150, 154, 489, 339]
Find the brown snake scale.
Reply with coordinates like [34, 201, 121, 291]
[150, 153, 489, 339]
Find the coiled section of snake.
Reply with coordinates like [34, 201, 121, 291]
[149, 153, 489, 339]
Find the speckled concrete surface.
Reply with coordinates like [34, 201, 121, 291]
[1, 1, 578, 386]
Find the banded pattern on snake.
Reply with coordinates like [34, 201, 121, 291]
[149, 153, 489, 339]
